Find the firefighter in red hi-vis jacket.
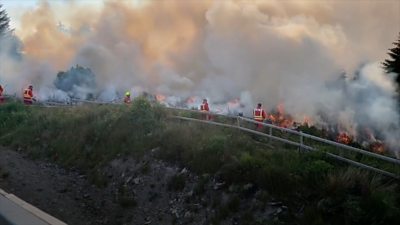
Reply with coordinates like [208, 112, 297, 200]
[200, 98, 211, 120]
[23, 85, 35, 105]
[253, 103, 267, 130]
[0, 85, 4, 104]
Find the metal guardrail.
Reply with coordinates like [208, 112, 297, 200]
[238, 117, 400, 165]
[170, 111, 400, 180]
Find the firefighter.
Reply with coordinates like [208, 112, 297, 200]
[0, 85, 4, 103]
[200, 98, 211, 120]
[124, 91, 131, 104]
[253, 103, 267, 130]
[23, 85, 35, 105]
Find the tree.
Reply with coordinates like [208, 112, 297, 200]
[54, 65, 97, 99]
[382, 33, 400, 87]
[0, 4, 21, 60]
[0, 4, 10, 37]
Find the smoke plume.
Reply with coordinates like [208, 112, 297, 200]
[1, 0, 400, 154]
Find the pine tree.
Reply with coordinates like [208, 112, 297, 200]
[0, 4, 22, 60]
[0, 4, 10, 37]
[382, 33, 400, 87]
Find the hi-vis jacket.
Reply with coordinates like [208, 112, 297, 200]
[200, 102, 209, 112]
[0, 86, 4, 103]
[23, 88, 33, 103]
[253, 108, 266, 121]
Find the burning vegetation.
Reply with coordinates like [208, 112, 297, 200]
[42, 79, 395, 157]
[242, 100, 394, 156]
[0, 1, 398, 158]
[268, 103, 294, 128]
[336, 132, 352, 145]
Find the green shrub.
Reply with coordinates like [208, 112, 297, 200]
[301, 160, 334, 186]
[259, 165, 297, 197]
[0, 102, 31, 137]
[0, 98, 165, 171]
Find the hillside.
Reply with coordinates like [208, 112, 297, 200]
[0, 98, 399, 225]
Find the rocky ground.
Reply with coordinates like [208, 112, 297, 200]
[0, 147, 286, 225]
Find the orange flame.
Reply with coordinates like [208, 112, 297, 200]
[303, 116, 312, 126]
[277, 103, 285, 114]
[337, 132, 352, 145]
[228, 98, 240, 108]
[186, 96, 196, 104]
[269, 103, 294, 128]
[156, 94, 166, 102]
[364, 128, 377, 142]
[369, 141, 385, 154]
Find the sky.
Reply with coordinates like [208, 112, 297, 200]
[2, 0, 104, 29]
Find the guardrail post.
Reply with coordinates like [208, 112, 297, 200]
[336, 145, 342, 156]
[268, 127, 272, 143]
[299, 131, 303, 152]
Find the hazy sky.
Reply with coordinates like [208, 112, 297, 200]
[2, 0, 104, 28]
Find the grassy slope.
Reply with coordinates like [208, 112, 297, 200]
[0, 98, 399, 225]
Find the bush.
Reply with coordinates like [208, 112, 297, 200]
[301, 160, 334, 186]
[302, 168, 400, 225]
[0, 98, 166, 171]
[128, 97, 165, 135]
[0, 102, 31, 137]
[258, 165, 297, 197]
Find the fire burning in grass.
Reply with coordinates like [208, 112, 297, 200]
[227, 98, 241, 109]
[155, 94, 166, 103]
[265, 102, 391, 155]
[303, 116, 312, 126]
[337, 132, 353, 145]
[369, 141, 385, 154]
[268, 103, 295, 128]
[186, 96, 196, 105]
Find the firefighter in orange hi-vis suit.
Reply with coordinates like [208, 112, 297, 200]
[0, 85, 4, 104]
[23, 85, 35, 105]
[253, 103, 267, 130]
[200, 98, 211, 120]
